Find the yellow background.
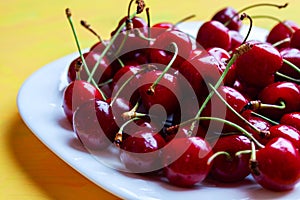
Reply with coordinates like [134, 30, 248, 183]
[1, 0, 299, 199]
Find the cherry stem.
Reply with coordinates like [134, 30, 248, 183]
[249, 141, 260, 176]
[191, 43, 253, 132]
[127, 0, 135, 18]
[272, 37, 291, 48]
[283, 59, 300, 74]
[65, 8, 106, 100]
[276, 72, 300, 83]
[147, 42, 178, 95]
[174, 14, 196, 26]
[207, 151, 231, 165]
[87, 12, 137, 83]
[98, 79, 113, 87]
[75, 60, 82, 80]
[146, 7, 151, 46]
[114, 117, 140, 147]
[250, 111, 279, 125]
[208, 83, 263, 134]
[224, 2, 288, 27]
[260, 101, 286, 110]
[239, 13, 252, 44]
[110, 66, 148, 106]
[251, 15, 294, 33]
[114, 30, 130, 56]
[235, 149, 252, 157]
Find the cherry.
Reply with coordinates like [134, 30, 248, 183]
[150, 30, 193, 69]
[120, 129, 166, 173]
[258, 81, 300, 120]
[163, 137, 213, 187]
[277, 48, 300, 81]
[211, 7, 241, 31]
[250, 137, 300, 191]
[228, 30, 243, 51]
[233, 79, 262, 100]
[138, 70, 182, 115]
[111, 16, 148, 37]
[196, 20, 231, 50]
[266, 20, 299, 49]
[209, 135, 251, 183]
[290, 29, 300, 50]
[269, 124, 300, 149]
[235, 41, 283, 88]
[62, 80, 103, 124]
[280, 112, 300, 131]
[151, 22, 174, 38]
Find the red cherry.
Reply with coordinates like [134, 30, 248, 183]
[163, 137, 213, 187]
[269, 124, 300, 149]
[235, 41, 283, 88]
[138, 70, 182, 115]
[251, 137, 300, 191]
[62, 80, 102, 124]
[290, 29, 300, 50]
[258, 81, 300, 120]
[280, 112, 300, 131]
[266, 20, 299, 49]
[150, 30, 193, 69]
[277, 48, 300, 81]
[111, 16, 148, 37]
[151, 22, 175, 38]
[120, 130, 166, 173]
[228, 30, 243, 51]
[209, 135, 251, 183]
[211, 7, 242, 31]
[196, 20, 231, 50]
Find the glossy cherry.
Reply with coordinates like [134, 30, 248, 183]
[62, 80, 102, 124]
[111, 16, 148, 37]
[290, 29, 300, 50]
[280, 112, 300, 131]
[266, 20, 299, 49]
[151, 22, 175, 38]
[277, 48, 300, 81]
[258, 81, 300, 120]
[163, 137, 213, 187]
[211, 7, 242, 31]
[209, 135, 251, 183]
[120, 130, 166, 173]
[269, 124, 300, 149]
[251, 137, 300, 191]
[235, 41, 283, 88]
[228, 30, 243, 51]
[196, 20, 231, 50]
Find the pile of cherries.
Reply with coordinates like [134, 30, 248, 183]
[62, 1, 300, 191]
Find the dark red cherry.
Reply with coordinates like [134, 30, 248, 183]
[235, 41, 283, 88]
[138, 70, 182, 115]
[211, 7, 242, 31]
[266, 20, 299, 49]
[73, 99, 112, 150]
[150, 30, 193, 69]
[269, 124, 300, 149]
[62, 80, 102, 124]
[228, 30, 243, 51]
[151, 22, 175, 38]
[67, 51, 116, 84]
[258, 81, 300, 120]
[209, 135, 251, 183]
[280, 112, 300, 131]
[120, 130, 166, 173]
[291, 29, 300, 50]
[277, 48, 300, 81]
[233, 79, 262, 100]
[196, 20, 231, 50]
[163, 137, 213, 187]
[251, 137, 300, 191]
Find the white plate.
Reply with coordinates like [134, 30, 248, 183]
[17, 22, 300, 199]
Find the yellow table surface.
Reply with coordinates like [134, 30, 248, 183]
[1, 0, 300, 199]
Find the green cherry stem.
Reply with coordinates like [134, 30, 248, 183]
[174, 14, 196, 26]
[272, 37, 291, 48]
[250, 111, 279, 125]
[207, 151, 231, 165]
[87, 12, 138, 83]
[114, 117, 140, 147]
[283, 58, 300, 74]
[147, 42, 178, 95]
[276, 72, 300, 83]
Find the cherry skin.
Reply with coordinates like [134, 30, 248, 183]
[280, 112, 300, 131]
[235, 41, 283, 88]
[150, 30, 193, 70]
[277, 48, 300, 81]
[266, 20, 299, 49]
[196, 20, 231, 50]
[290, 29, 300, 50]
[258, 81, 300, 120]
[111, 16, 148, 37]
[151, 22, 175, 38]
[269, 124, 300, 149]
[138, 70, 182, 115]
[251, 137, 300, 191]
[209, 135, 251, 183]
[120, 129, 166, 173]
[163, 137, 213, 187]
[62, 80, 102, 124]
[211, 7, 242, 31]
[228, 30, 243, 51]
